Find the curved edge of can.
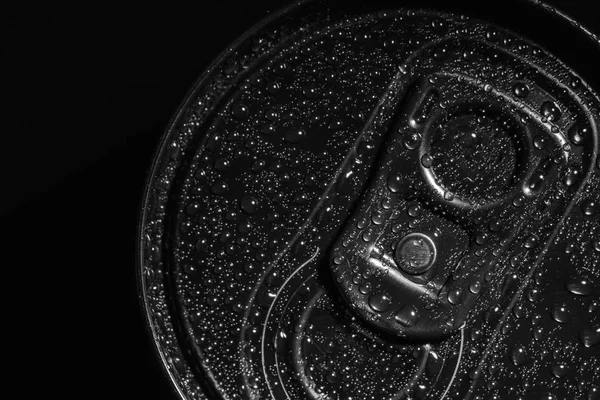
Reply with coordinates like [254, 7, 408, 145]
[135, 1, 314, 400]
[525, 0, 600, 46]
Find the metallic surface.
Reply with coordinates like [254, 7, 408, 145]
[138, 1, 600, 398]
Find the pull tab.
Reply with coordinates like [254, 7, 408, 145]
[330, 36, 596, 340]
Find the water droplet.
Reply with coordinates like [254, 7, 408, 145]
[462, 49, 478, 62]
[469, 281, 482, 294]
[475, 232, 487, 246]
[541, 101, 561, 122]
[528, 288, 541, 302]
[240, 196, 259, 214]
[579, 327, 600, 348]
[421, 154, 433, 168]
[513, 196, 524, 207]
[408, 36, 422, 47]
[394, 305, 420, 327]
[356, 218, 369, 229]
[447, 287, 463, 305]
[582, 200, 598, 216]
[211, 181, 228, 194]
[431, 18, 448, 33]
[513, 82, 530, 98]
[551, 364, 568, 379]
[387, 173, 402, 193]
[524, 234, 539, 249]
[238, 219, 253, 233]
[361, 231, 373, 242]
[266, 81, 281, 95]
[182, 262, 198, 275]
[443, 191, 455, 201]
[260, 124, 275, 135]
[371, 213, 384, 226]
[185, 202, 202, 216]
[265, 109, 278, 121]
[214, 158, 230, 171]
[302, 83, 321, 99]
[433, 44, 449, 60]
[232, 102, 250, 120]
[591, 300, 600, 313]
[511, 345, 527, 365]
[565, 241, 577, 254]
[403, 132, 422, 150]
[369, 293, 391, 313]
[325, 370, 337, 384]
[251, 160, 268, 174]
[563, 170, 580, 187]
[486, 28, 501, 42]
[565, 277, 594, 296]
[469, 368, 482, 380]
[551, 303, 570, 323]
[568, 123, 589, 145]
[489, 220, 501, 232]
[359, 282, 372, 295]
[284, 128, 306, 143]
[533, 135, 547, 150]
[533, 326, 545, 340]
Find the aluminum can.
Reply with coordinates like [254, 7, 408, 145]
[138, 1, 600, 398]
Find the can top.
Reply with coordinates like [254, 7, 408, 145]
[138, 1, 600, 399]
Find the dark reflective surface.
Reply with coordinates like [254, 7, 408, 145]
[2, 1, 598, 400]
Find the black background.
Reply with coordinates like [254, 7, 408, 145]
[1, 1, 596, 399]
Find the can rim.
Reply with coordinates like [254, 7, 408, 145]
[135, 2, 305, 399]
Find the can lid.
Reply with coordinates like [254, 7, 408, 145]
[138, 1, 600, 399]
